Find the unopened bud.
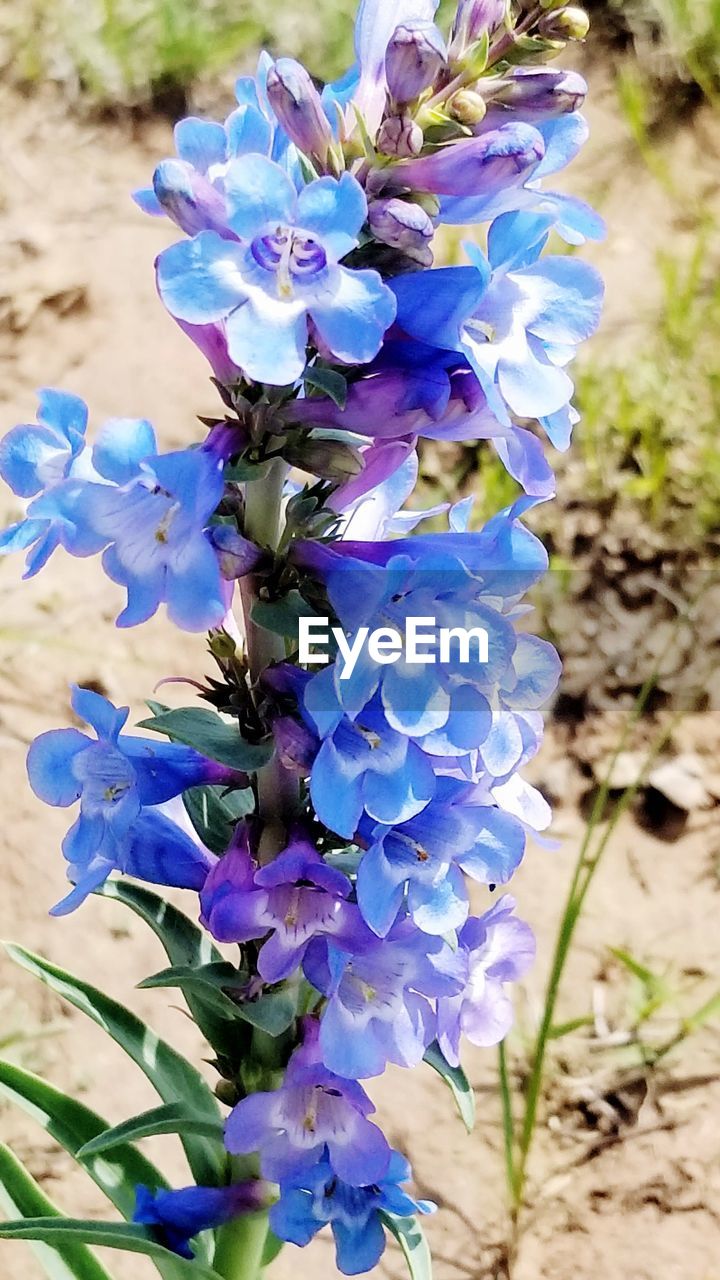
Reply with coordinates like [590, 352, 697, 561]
[539, 0, 569, 9]
[153, 160, 226, 236]
[386, 21, 446, 103]
[209, 526, 264, 580]
[266, 58, 333, 162]
[452, 0, 507, 47]
[283, 436, 364, 481]
[538, 6, 589, 39]
[449, 89, 487, 126]
[376, 114, 424, 157]
[272, 716, 318, 775]
[490, 67, 587, 118]
[368, 198, 434, 265]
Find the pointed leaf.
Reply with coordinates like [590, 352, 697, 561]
[0, 1218, 223, 1280]
[382, 1214, 432, 1280]
[139, 966, 297, 1037]
[3, 944, 224, 1188]
[183, 785, 254, 855]
[0, 1059, 167, 1216]
[137, 708, 273, 772]
[302, 366, 348, 409]
[0, 1142, 113, 1280]
[423, 1042, 475, 1134]
[251, 592, 320, 639]
[78, 1104, 223, 1159]
[97, 882, 236, 1055]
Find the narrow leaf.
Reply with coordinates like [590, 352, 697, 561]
[423, 1042, 475, 1134]
[97, 882, 236, 1055]
[0, 1218, 223, 1280]
[251, 592, 320, 639]
[3, 944, 224, 1188]
[137, 707, 273, 772]
[0, 1142, 112, 1280]
[382, 1214, 432, 1280]
[183, 785, 254, 854]
[0, 1059, 167, 1217]
[140, 966, 297, 1038]
[78, 1103, 223, 1159]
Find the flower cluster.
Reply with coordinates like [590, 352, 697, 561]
[0, 1, 602, 1276]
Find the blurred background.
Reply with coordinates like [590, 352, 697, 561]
[0, 3, 719, 1278]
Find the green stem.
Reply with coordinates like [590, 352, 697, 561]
[213, 1210, 270, 1280]
[240, 460, 299, 860]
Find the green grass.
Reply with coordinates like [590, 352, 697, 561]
[600, 0, 720, 100]
[3, 0, 357, 107]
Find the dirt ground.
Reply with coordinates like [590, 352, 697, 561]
[1, 59, 720, 1280]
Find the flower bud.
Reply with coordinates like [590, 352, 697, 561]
[376, 114, 424, 157]
[272, 716, 318, 775]
[265, 58, 333, 162]
[385, 21, 446, 103]
[452, 0, 507, 47]
[153, 160, 226, 236]
[209, 526, 265, 580]
[538, 6, 589, 39]
[489, 67, 587, 119]
[283, 436, 364, 481]
[449, 89, 487, 126]
[368, 198, 434, 265]
[386, 122, 543, 197]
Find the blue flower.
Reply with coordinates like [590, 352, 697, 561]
[303, 676, 436, 840]
[226, 1019, 392, 1185]
[391, 226, 604, 426]
[156, 158, 396, 386]
[271, 1151, 433, 1276]
[133, 53, 298, 235]
[436, 895, 535, 1065]
[134, 1182, 263, 1260]
[27, 686, 221, 913]
[0, 390, 105, 577]
[356, 777, 527, 937]
[303, 922, 464, 1079]
[83, 419, 227, 630]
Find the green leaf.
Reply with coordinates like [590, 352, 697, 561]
[137, 707, 273, 772]
[382, 1214, 432, 1280]
[423, 1042, 475, 1134]
[0, 1142, 113, 1280]
[78, 1103, 223, 1160]
[0, 1218, 223, 1280]
[261, 1228, 284, 1267]
[3, 944, 225, 1189]
[0, 1060, 167, 1217]
[224, 458, 273, 483]
[547, 1015, 594, 1041]
[183, 784, 254, 854]
[251, 592, 320, 639]
[97, 881, 236, 1057]
[302, 366, 348, 409]
[140, 966, 297, 1038]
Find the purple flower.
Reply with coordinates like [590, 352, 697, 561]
[437, 895, 535, 1065]
[200, 828, 364, 982]
[368, 198, 435, 265]
[352, 0, 441, 134]
[377, 122, 545, 200]
[226, 1020, 392, 1185]
[156, 160, 396, 387]
[271, 1150, 433, 1276]
[27, 685, 219, 913]
[266, 58, 334, 165]
[134, 1182, 264, 1260]
[303, 922, 464, 1079]
[385, 21, 446, 103]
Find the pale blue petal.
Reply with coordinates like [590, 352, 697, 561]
[225, 293, 308, 384]
[409, 864, 468, 935]
[133, 185, 163, 216]
[36, 389, 88, 449]
[0, 518, 48, 555]
[356, 841, 405, 936]
[165, 535, 226, 632]
[534, 113, 588, 179]
[26, 729, 89, 806]
[156, 232, 247, 324]
[225, 105, 273, 159]
[174, 117, 227, 171]
[224, 154, 296, 239]
[71, 685, 129, 738]
[540, 404, 577, 451]
[493, 426, 556, 498]
[497, 347, 573, 418]
[296, 173, 366, 257]
[362, 745, 435, 825]
[0, 425, 70, 497]
[503, 634, 561, 709]
[121, 810, 213, 889]
[309, 267, 395, 365]
[456, 809, 526, 884]
[520, 257, 604, 345]
[92, 418, 156, 484]
[50, 858, 115, 916]
[311, 739, 364, 838]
